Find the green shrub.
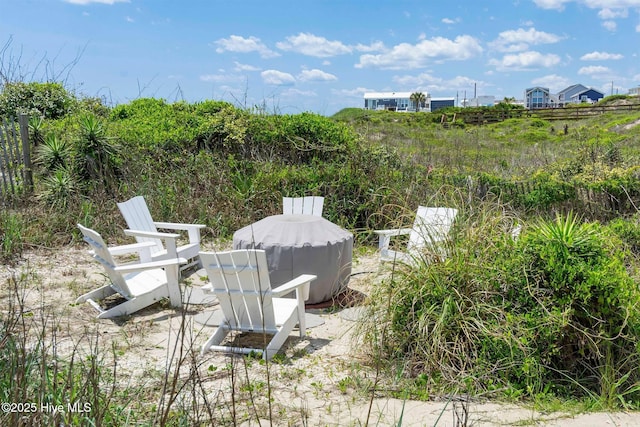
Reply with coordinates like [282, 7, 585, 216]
[0, 82, 76, 119]
[362, 210, 640, 406]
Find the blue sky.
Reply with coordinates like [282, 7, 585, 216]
[1, 0, 639, 115]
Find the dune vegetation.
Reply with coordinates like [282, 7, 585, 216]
[3, 82, 640, 424]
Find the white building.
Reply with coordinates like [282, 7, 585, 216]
[363, 92, 428, 112]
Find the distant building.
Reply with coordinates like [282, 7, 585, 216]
[557, 84, 589, 107]
[430, 97, 455, 111]
[466, 96, 495, 107]
[554, 84, 605, 106]
[363, 92, 455, 112]
[629, 86, 640, 97]
[364, 92, 418, 112]
[569, 87, 604, 104]
[524, 87, 551, 109]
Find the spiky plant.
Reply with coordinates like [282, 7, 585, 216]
[74, 113, 120, 186]
[36, 134, 71, 172]
[37, 167, 80, 209]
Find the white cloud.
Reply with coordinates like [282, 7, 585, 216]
[392, 72, 442, 87]
[578, 65, 612, 76]
[276, 33, 351, 58]
[64, 0, 129, 4]
[199, 74, 245, 83]
[580, 51, 624, 60]
[598, 8, 628, 18]
[534, 0, 640, 10]
[261, 69, 296, 86]
[531, 74, 573, 92]
[233, 62, 261, 72]
[355, 35, 482, 70]
[602, 20, 617, 31]
[490, 28, 562, 52]
[214, 35, 280, 59]
[531, 0, 572, 10]
[354, 41, 386, 53]
[392, 72, 479, 93]
[488, 51, 561, 71]
[331, 87, 376, 98]
[297, 69, 337, 82]
[442, 17, 460, 24]
[280, 88, 317, 98]
[125, 16, 134, 22]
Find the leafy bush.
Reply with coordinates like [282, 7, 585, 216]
[362, 211, 640, 406]
[0, 82, 76, 119]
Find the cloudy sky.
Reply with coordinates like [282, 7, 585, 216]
[1, 0, 639, 115]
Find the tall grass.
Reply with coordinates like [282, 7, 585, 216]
[358, 198, 640, 408]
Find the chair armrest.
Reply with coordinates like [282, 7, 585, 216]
[108, 241, 157, 256]
[124, 229, 181, 258]
[124, 229, 181, 240]
[272, 274, 316, 300]
[114, 257, 188, 273]
[373, 227, 412, 236]
[153, 222, 205, 243]
[374, 227, 412, 253]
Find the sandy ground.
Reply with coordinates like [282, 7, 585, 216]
[3, 243, 640, 426]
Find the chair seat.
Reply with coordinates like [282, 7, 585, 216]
[272, 298, 298, 327]
[76, 223, 185, 319]
[152, 242, 199, 262]
[199, 249, 316, 360]
[119, 268, 170, 299]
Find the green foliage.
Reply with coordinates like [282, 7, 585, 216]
[109, 98, 201, 149]
[0, 81, 76, 119]
[36, 167, 81, 209]
[607, 215, 640, 254]
[36, 134, 71, 172]
[246, 112, 359, 163]
[0, 211, 22, 262]
[599, 95, 632, 105]
[362, 210, 640, 406]
[73, 113, 120, 185]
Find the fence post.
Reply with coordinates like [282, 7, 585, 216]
[18, 113, 33, 192]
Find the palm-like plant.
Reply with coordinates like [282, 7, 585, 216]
[74, 113, 120, 186]
[36, 134, 71, 172]
[410, 92, 426, 112]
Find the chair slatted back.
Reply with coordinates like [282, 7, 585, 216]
[200, 250, 276, 332]
[77, 224, 133, 298]
[117, 196, 164, 253]
[282, 196, 324, 217]
[408, 206, 458, 251]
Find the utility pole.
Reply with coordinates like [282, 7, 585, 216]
[474, 82, 478, 107]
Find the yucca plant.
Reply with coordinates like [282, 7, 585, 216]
[74, 113, 120, 187]
[28, 114, 45, 146]
[37, 167, 80, 209]
[521, 212, 640, 404]
[36, 134, 71, 172]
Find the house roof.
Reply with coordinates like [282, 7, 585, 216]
[558, 84, 587, 95]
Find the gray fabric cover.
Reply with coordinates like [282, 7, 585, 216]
[233, 214, 353, 304]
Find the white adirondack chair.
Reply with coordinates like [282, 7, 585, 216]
[374, 206, 458, 264]
[76, 223, 187, 319]
[117, 196, 205, 274]
[282, 196, 324, 217]
[199, 249, 316, 360]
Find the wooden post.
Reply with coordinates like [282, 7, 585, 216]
[18, 113, 33, 192]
